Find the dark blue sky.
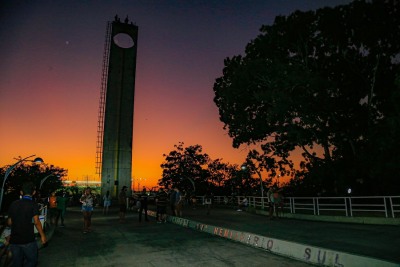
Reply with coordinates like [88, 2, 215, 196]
[0, 0, 352, 185]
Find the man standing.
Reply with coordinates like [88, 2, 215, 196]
[118, 186, 128, 223]
[174, 188, 183, 217]
[155, 188, 168, 223]
[47, 191, 58, 225]
[7, 181, 47, 267]
[267, 187, 275, 219]
[138, 188, 149, 222]
[56, 190, 69, 227]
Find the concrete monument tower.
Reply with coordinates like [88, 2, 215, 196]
[96, 15, 138, 197]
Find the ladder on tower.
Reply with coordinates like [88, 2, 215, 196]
[95, 21, 112, 178]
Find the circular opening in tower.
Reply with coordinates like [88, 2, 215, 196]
[113, 33, 134, 48]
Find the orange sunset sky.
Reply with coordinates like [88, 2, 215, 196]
[0, 1, 351, 189]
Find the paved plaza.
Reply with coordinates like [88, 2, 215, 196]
[38, 207, 311, 267]
[36, 204, 400, 267]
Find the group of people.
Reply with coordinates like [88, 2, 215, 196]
[2, 181, 287, 266]
[1, 182, 75, 266]
[83, 185, 285, 232]
[1, 183, 190, 266]
[169, 187, 183, 217]
[48, 190, 69, 227]
[88, 185, 284, 234]
[2, 181, 91, 266]
[119, 186, 182, 223]
[267, 187, 284, 219]
[235, 187, 284, 219]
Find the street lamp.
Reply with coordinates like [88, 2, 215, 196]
[276, 175, 281, 187]
[238, 164, 249, 197]
[241, 164, 247, 171]
[180, 176, 195, 193]
[179, 154, 195, 193]
[39, 173, 60, 190]
[0, 155, 44, 211]
[347, 188, 352, 195]
[241, 163, 265, 207]
[138, 177, 146, 191]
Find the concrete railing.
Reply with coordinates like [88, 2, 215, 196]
[195, 195, 400, 218]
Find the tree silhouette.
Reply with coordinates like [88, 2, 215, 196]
[159, 142, 210, 195]
[214, 0, 400, 195]
[0, 161, 66, 212]
[159, 143, 262, 195]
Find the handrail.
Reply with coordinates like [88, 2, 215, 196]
[195, 195, 400, 218]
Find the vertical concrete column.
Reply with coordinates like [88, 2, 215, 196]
[101, 17, 138, 197]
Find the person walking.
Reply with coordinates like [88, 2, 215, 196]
[119, 186, 128, 222]
[155, 188, 168, 223]
[139, 188, 149, 222]
[80, 187, 94, 234]
[237, 195, 248, 211]
[103, 190, 111, 215]
[267, 187, 275, 219]
[48, 191, 58, 225]
[174, 188, 183, 217]
[56, 190, 69, 227]
[7, 181, 47, 267]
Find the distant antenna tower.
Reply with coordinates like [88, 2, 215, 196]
[96, 15, 138, 197]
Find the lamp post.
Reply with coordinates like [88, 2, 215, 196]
[256, 171, 265, 208]
[39, 173, 60, 190]
[241, 163, 265, 208]
[138, 177, 146, 191]
[0, 155, 44, 212]
[239, 164, 248, 197]
[180, 176, 195, 193]
[179, 154, 195, 194]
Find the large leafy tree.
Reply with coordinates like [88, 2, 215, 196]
[214, 0, 400, 195]
[159, 142, 211, 194]
[0, 161, 66, 212]
[159, 143, 262, 196]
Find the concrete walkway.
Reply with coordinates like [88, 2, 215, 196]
[39, 204, 400, 267]
[38, 207, 313, 267]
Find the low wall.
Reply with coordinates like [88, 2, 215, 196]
[147, 210, 399, 267]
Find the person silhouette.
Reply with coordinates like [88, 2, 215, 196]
[139, 188, 149, 222]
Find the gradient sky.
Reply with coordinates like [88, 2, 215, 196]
[0, 0, 352, 188]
